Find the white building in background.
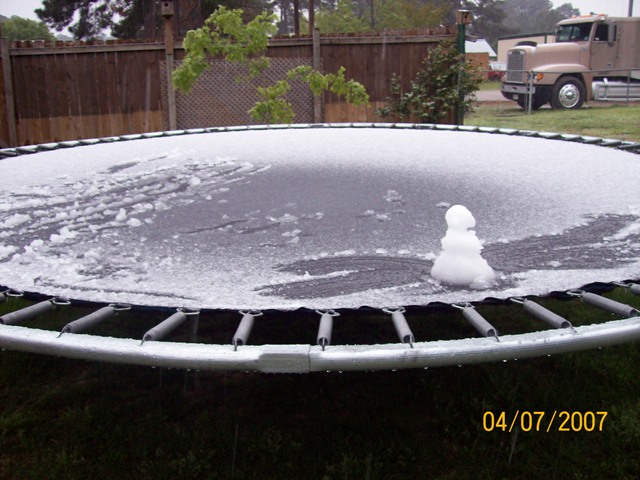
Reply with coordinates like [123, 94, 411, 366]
[465, 39, 497, 58]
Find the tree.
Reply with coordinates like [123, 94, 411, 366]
[438, 0, 508, 47]
[173, 7, 278, 93]
[314, 0, 448, 33]
[0, 15, 56, 41]
[315, 0, 368, 33]
[37, 0, 123, 39]
[36, 0, 273, 40]
[463, 0, 507, 46]
[501, 0, 579, 36]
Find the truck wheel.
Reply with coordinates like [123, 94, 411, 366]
[551, 76, 585, 109]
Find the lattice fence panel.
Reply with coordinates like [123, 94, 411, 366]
[161, 57, 317, 129]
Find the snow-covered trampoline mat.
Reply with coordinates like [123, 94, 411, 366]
[1, 125, 640, 311]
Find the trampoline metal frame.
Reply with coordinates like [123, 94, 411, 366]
[1, 124, 640, 372]
[0, 315, 639, 373]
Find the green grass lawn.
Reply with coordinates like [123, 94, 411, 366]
[468, 96, 640, 143]
[1, 291, 640, 479]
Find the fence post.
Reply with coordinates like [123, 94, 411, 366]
[0, 38, 18, 147]
[455, 10, 472, 126]
[312, 27, 322, 123]
[162, 1, 178, 130]
[527, 72, 534, 114]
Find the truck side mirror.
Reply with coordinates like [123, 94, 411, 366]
[608, 22, 617, 42]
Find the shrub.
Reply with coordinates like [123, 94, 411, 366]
[378, 42, 482, 124]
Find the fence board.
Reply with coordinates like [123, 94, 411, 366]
[0, 53, 7, 147]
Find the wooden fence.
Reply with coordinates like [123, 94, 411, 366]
[0, 27, 484, 148]
[0, 39, 166, 147]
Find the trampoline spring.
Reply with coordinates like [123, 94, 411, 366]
[454, 304, 499, 341]
[110, 303, 132, 312]
[516, 298, 573, 330]
[233, 310, 263, 350]
[316, 310, 339, 350]
[141, 308, 200, 344]
[383, 307, 415, 348]
[0, 299, 55, 326]
[0, 288, 16, 303]
[580, 292, 640, 318]
[615, 282, 640, 297]
[59, 305, 118, 336]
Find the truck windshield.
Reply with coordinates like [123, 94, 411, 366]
[556, 23, 593, 42]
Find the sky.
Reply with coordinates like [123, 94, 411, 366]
[0, 0, 637, 29]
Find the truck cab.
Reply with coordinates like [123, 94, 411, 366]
[501, 15, 640, 109]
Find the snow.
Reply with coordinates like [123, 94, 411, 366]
[1, 127, 640, 310]
[0, 213, 31, 229]
[430, 205, 497, 289]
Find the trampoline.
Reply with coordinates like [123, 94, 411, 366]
[1, 124, 640, 372]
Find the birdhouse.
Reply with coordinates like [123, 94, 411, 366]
[456, 10, 473, 25]
[160, 0, 175, 17]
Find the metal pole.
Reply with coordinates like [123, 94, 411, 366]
[629, 0, 634, 17]
[527, 72, 534, 114]
[456, 21, 466, 125]
[455, 10, 471, 126]
[163, 4, 177, 130]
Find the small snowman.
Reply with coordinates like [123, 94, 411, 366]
[430, 205, 496, 289]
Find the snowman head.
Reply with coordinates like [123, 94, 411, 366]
[445, 205, 476, 230]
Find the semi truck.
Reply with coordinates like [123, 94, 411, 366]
[501, 15, 640, 109]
